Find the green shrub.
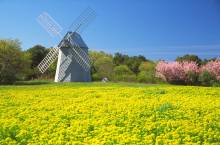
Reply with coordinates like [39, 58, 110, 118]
[113, 74, 137, 82]
[198, 71, 216, 86]
[0, 39, 30, 84]
[113, 65, 133, 75]
[212, 81, 220, 87]
[90, 51, 113, 80]
[139, 61, 156, 72]
[113, 65, 136, 82]
[92, 73, 102, 81]
[137, 71, 156, 83]
[186, 71, 199, 85]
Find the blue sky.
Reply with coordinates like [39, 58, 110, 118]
[0, 0, 220, 60]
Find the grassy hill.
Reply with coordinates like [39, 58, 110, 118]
[0, 82, 219, 144]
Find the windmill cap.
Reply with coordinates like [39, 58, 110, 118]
[62, 31, 88, 49]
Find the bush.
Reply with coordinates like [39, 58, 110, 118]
[113, 65, 133, 76]
[137, 61, 158, 83]
[137, 71, 156, 83]
[0, 39, 30, 84]
[113, 65, 136, 82]
[90, 51, 113, 80]
[139, 61, 156, 72]
[212, 81, 220, 87]
[186, 71, 198, 85]
[92, 73, 102, 81]
[113, 74, 137, 82]
[94, 57, 113, 80]
[198, 71, 216, 86]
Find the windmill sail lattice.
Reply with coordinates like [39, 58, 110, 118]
[67, 33, 91, 71]
[38, 47, 59, 73]
[37, 12, 63, 37]
[37, 7, 96, 82]
[69, 7, 96, 34]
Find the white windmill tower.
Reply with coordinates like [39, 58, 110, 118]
[36, 8, 96, 82]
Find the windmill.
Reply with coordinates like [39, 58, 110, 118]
[36, 8, 96, 82]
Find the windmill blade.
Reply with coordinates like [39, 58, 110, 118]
[38, 47, 59, 73]
[37, 12, 63, 38]
[69, 7, 96, 34]
[70, 45, 91, 71]
[57, 54, 73, 81]
[68, 38, 91, 71]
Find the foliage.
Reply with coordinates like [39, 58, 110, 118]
[201, 60, 220, 81]
[113, 65, 133, 75]
[185, 71, 198, 85]
[139, 61, 155, 72]
[198, 71, 216, 86]
[113, 74, 137, 82]
[137, 61, 157, 83]
[26, 45, 48, 68]
[0, 39, 30, 84]
[91, 73, 102, 81]
[202, 57, 218, 65]
[137, 71, 156, 83]
[113, 52, 129, 66]
[89, 51, 113, 80]
[176, 54, 202, 65]
[1, 40, 219, 86]
[94, 57, 113, 79]
[156, 60, 220, 86]
[126, 55, 146, 74]
[0, 83, 219, 144]
[26, 45, 48, 79]
[156, 61, 199, 85]
[45, 59, 57, 80]
[113, 65, 136, 82]
[113, 53, 146, 74]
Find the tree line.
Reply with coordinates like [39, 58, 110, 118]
[0, 39, 218, 85]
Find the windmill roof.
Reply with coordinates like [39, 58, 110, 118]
[69, 32, 88, 49]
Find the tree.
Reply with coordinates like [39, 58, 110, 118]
[202, 57, 218, 65]
[201, 60, 220, 81]
[27, 45, 48, 68]
[139, 61, 155, 72]
[113, 53, 146, 74]
[26, 45, 48, 79]
[89, 51, 113, 80]
[0, 39, 30, 84]
[137, 61, 157, 83]
[176, 54, 202, 65]
[113, 65, 136, 82]
[113, 53, 129, 66]
[126, 55, 146, 74]
[113, 65, 133, 75]
[155, 61, 199, 85]
[137, 71, 156, 83]
[198, 71, 216, 86]
[94, 56, 113, 79]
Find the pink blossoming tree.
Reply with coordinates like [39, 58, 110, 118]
[156, 61, 199, 84]
[201, 60, 220, 81]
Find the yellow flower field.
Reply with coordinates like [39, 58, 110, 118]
[0, 83, 219, 144]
